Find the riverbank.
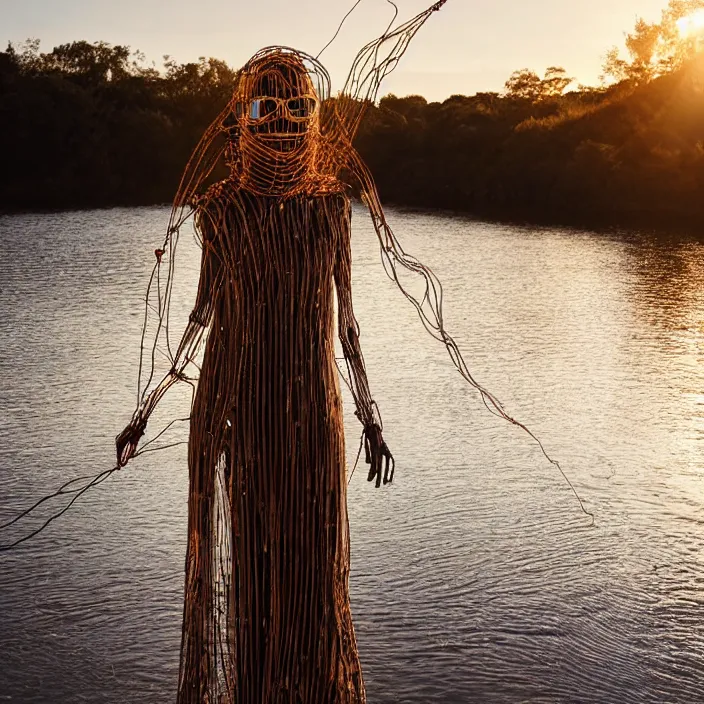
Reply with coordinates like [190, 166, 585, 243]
[4, 194, 704, 241]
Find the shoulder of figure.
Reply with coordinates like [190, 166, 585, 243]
[195, 179, 243, 212]
[194, 179, 257, 235]
[191, 180, 232, 245]
[311, 175, 348, 197]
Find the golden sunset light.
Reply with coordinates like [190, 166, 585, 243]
[676, 8, 704, 37]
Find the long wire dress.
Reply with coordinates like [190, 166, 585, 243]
[177, 183, 372, 703]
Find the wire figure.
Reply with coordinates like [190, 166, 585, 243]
[116, 5, 450, 702]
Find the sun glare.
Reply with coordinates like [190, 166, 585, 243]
[677, 8, 704, 38]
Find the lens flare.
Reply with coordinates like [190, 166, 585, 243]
[677, 8, 704, 38]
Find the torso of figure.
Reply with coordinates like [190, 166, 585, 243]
[199, 182, 350, 402]
[210, 184, 347, 349]
[190, 181, 353, 469]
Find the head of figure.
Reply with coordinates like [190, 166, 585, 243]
[228, 49, 322, 195]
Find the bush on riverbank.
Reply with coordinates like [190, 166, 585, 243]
[0, 40, 237, 210]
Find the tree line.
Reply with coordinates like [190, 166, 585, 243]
[358, 0, 704, 229]
[0, 39, 238, 209]
[2, 0, 704, 230]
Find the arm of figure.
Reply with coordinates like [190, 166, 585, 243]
[333, 198, 394, 487]
[116, 204, 223, 467]
[334, 1, 447, 142]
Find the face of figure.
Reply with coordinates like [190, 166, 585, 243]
[228, 52, 322, 194]
[237, 59, 319, 154]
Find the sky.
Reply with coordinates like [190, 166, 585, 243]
[0, 0, 676, 101]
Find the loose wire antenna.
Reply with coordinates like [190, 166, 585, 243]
[0, 467, 119, 552]
[317, 0, 365, 60]
[316, 0, 400, 61]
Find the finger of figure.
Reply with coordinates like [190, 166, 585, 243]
[367, 442, 378, 483]
[119, 437, 138, 467]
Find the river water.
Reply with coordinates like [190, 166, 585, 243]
[0, 205, 703, 703]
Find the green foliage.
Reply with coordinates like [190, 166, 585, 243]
[355, 54, 704, 229]
[504, 67, 573, 102]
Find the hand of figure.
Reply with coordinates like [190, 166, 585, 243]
[115, 416, 147, 468]
[363, 422, 395, 488]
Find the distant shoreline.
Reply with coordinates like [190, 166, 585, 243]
[3, 197, 703, 239]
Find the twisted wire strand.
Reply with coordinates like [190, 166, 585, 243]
[0, 467, 119, 552]
[316, 0, 365, 60]
[345, 146, 594, 522]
